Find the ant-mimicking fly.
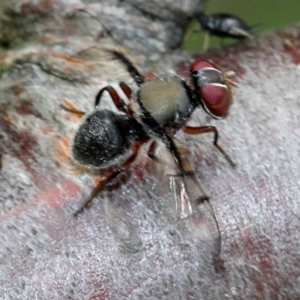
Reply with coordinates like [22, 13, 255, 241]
[65, 48, 236, 266]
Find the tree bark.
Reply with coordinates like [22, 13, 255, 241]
[0, 1, 299, 299]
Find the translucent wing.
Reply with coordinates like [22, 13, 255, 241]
[151, 138, 222, 264]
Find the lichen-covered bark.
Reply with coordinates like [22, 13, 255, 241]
[0, 0, 300, 299]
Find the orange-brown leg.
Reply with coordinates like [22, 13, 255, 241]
[119, 82, 135, 116]
[119, 82, 132, 99]
[184, 125, 236, 168]
[74, 137, 149, 216]
[95, 85, 128, 113]
[95, 82, 136, 116]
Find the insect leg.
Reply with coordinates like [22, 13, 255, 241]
[73, 169, 122, 217]
[148, 140, 223, 269]
[95, 85, 129, 114]
[148, 140, 209, 210]
[203, 32, 210, 51]
[109, 49, 145, 86]
[119, 82, 132, 99]
[161, 134, 189, 177]
[95, 80, 136, 117]
[184, 125, 236, 168]
[74, 137, 149, 217]
[147, 140, 160, 163]
[149, 141, 202, 182]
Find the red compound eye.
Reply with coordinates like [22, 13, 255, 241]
[201, 85, 232, 118]
[191, 59, 233, 119]
[190, 60, 215, 72]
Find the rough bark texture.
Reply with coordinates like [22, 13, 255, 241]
[1, 1, 300, 299]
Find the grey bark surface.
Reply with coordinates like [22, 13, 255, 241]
[0, 1, 300, 299]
